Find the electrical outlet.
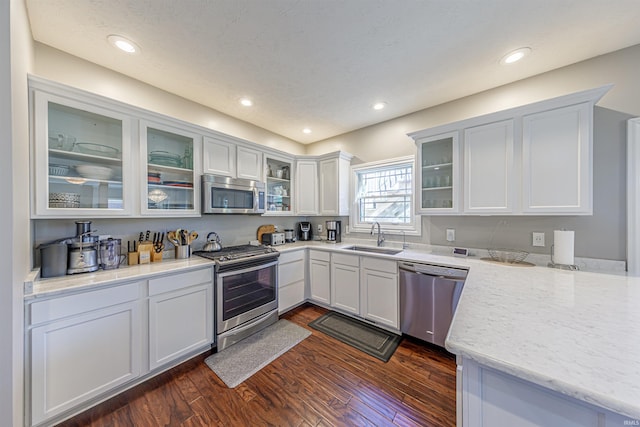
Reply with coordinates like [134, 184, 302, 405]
[532, 232, 545, 247]
[317, 224, 323, 233]
[446, 228, 455, 242]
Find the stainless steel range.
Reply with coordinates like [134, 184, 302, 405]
[194, 245, 280, 351]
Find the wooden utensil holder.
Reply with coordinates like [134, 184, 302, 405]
[151, 250, 163, 263]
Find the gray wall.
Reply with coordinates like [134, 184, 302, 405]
[429, 107, 632, 260]
[34, 215, 309, 258]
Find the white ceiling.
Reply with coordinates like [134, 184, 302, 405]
[25, 0, 640, 144]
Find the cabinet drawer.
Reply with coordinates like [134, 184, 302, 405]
[30, 282, 140, 325]
[148, 267, 213, 296]
[361, 256, 397, 274]
[309, 250, 330, 262]
[279, 258, 305, 286]
[279, 249, 305, 264]
[332, 253, 359, 267]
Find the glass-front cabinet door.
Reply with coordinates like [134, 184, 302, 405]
[264, 155, 294, 215]
[32, 91, 133, 217]
[140, 120, 201, 216]
[416, 132, 460, 214]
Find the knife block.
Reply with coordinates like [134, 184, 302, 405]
[137, 242, 153, 264]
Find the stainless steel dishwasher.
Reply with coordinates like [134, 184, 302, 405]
[399, 261, 467, 348]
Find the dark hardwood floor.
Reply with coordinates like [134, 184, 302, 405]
[58, 304, 456, 427]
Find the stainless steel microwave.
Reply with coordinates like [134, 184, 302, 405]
[202, 174, 265, 214]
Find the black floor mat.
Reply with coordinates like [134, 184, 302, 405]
[309, 311, 402, 362]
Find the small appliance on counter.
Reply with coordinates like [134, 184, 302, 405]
[67, 221, 99, 275]
[39, 239, 71, 278]
[298, 221, 312, 241]
[284, 229, 296, 242]
[262, 232, 285, 246]
[326, 220, 342, 243]
[99, 238, 123, 270]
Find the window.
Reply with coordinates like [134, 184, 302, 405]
[350, 156, 420, 235]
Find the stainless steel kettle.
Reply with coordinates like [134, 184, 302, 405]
[203, 232, 222, 252]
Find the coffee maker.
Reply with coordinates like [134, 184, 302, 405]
[326, 220, 342, 243]
[298, 222, 312, 241]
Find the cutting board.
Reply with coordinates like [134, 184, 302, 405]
[257, 224, 276, 242]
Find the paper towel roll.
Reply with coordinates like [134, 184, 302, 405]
[554, 230, 575, 265]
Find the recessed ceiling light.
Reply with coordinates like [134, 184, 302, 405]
[240, 98, 253, 107]
[107, 35, 140, 54]
[500, 47, 531, 65]
[302, 128, 312, 134]
[372, 102, 387, 110]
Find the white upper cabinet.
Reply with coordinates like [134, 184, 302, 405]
[295, 152, 352, 216]
[319, 154, 351, 216]
[202, 136, 236, 177]
[409, 84, 611, 216]
[140, 120, 201, 216]
[265, 154, 294, 215]
[295, 159, 319, 215]
[202, 138, 263, 181]
[414, 132, 461, 214]
[463, 120, 515, 214]
[522, 103, 591, 214]
[31, 88, 134, 218]
[237, 145, 263, 181]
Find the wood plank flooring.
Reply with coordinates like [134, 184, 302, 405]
[58, 304, 456, 427]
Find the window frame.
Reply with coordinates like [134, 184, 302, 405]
[349, 155, 421, 236]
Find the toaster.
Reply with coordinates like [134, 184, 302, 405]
[261, 232, 285, 246]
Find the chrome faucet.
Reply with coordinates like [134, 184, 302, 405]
[370, 222, 385, 247]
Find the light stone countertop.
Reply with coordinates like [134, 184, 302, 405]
[24, 256, 214, 300]
[443, 257, 640, 420]
[24, 239, 640, 418]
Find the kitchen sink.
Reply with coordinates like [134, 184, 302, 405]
[342, 245, 403, 255]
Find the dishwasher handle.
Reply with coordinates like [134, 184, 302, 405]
[399, 261, 468, 281]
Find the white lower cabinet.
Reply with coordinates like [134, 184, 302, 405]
[26, 266, 215, 427]
[325, 253, 399, 331]
[148, 267, 213, 370]
[330, 253, 360, 315]
[360, 257, 399, 329]
[278, 250, 306, 313]
[308, 250, 331, 305]
[28, 283, 143, 426]
[459, 357, 631, 427]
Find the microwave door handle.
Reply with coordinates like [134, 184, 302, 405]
[253, 187, 259, 211]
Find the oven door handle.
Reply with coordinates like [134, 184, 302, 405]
[216, 259, 279, 277]
[222, 310, 277, 337]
